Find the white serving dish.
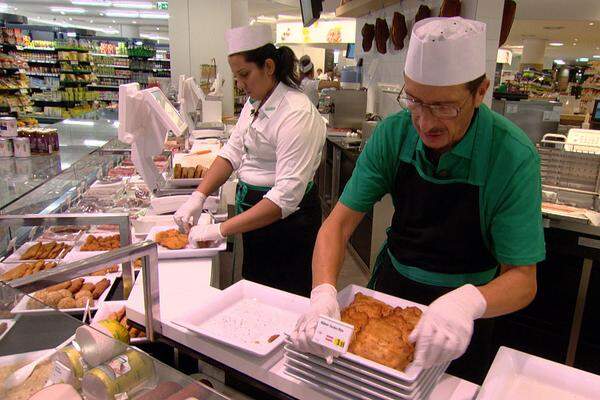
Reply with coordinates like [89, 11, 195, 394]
[91, 301, 147, 344]
[131, 215, 178, 236]
[3, 241, 75, 263]
[284, 363, 358, 400]
[0, 349, 53, 367]
[477, 346, 600, 400]
[284, 345, 444, 394]
[146, 224, 225, 259]
[11, 275, 117, 315]
[0, 318, 17, 342]
[171, 280, 309, 357]
[334, 284, 428, 383]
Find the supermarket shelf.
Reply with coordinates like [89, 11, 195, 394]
[95, 64, 129, 69]
[0, 67, 22, 74]
[60, 70, 93, 75]
[59, 60, 92, 65]
[149, 58, 170, 62]
[29, 87, 59, 91]
[18, 114, 65, 123]
[0, 87, 26, 92]
[582, 85, 600, 90]
[18, 46, 55, 52]
[87, 84, 120, 90]
[96, 74, 130, 79]
[25, 60, 59, 64]
[33, 99, 92, 106]
[130, 68, 153, 72]
[152, 68, 171, 72]
[55, 47, 91, 53]
[60, 81, 92, 86]
[0, 42, 19, 50]
[26, 72, 59, 77]
[91, 53, 128, 58]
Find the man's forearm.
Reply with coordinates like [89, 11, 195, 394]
[312, 219, 347, 288]
[197, 156, 233, 197]
[478, 264, 537, 318]
[220, 198, 281, 235]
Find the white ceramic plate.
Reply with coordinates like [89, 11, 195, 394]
[3, 241, 75, 263]
[171, 280, 309, 357]
[91, 300, 147, 344]
[336, 284, 427, 383]
[146, 224, 226, 259]
[477, 346, 600, 400]
[284, 345, 444, 395]
[11, 275, 117, 315]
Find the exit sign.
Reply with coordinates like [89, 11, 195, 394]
[157, 1, 168, 10]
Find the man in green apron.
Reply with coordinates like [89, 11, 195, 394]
[292, 17, 545, 383]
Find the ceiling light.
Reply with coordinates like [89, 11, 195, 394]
[135, 40, 142, 45]
[554, 59, 566, 65]
[139, 11, 168, 19]
[593, 55, 600, 59]
[105, 9, 139, 17]
[0, 4, 8, 12]
[132, 20, 137, 24]
[89, 19, 94, 23]
[574, 38, 579, 41]
[549, 42, 563, 46]
[156, 27, 159, 30]
[50, 7, 86, 14]
[71, 0, 111, 6]
[590, 22, 595, 26]
[577, 57, 589, 62]
[112, 19, 116, 23]
[69, 17, 73, 20]
[113, 1, 153, 9]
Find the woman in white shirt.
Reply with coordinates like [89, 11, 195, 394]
[298, 55, 340, 107]
[174, 25, 326, 297]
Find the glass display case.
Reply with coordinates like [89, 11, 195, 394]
[0, 280, 230, 400]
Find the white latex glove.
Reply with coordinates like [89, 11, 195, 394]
[409, 284, 487, 369]
[188, 223, 224, 247]
[291, 283, 340, 364]
[173, 191, 206, 231]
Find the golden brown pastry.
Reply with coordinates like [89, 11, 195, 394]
[81, 234, 120, 251]
[92, 278, 110, 299]
[155, 229, 188, 250]
[340, 293, 422, 372]
[57, 297, 77, 309]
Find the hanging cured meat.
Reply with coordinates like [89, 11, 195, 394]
[361, 23, 375, 52]
[439, 0, 461, 17]
[499, 0, 517, 46]
[390, 12, 408, 51]
[415, 5, 431, 22]
[375, 18, 390, 54]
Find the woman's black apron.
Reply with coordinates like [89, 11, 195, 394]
[236, 181, 321, 298]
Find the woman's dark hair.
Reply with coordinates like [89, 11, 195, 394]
[465, 74, 486, 95]
[237, 43, 300, 88]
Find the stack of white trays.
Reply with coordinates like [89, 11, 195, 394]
[284, 285, 450, 400]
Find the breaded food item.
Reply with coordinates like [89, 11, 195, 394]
[80, 234, 120, 251]
[340, 293, 422, 372]
[56, 289, 73, 299]
[155, 229, 188, 250]
[75, 290, 93, 300]
[20, 242, 42, 259]
[174, 163, 182, 179]
[57, 297, 77, 309]
[46, 281, 71, 292]
[45, 292, 64, 307]
[92, 279, 110, 299]
[81, 283, 95, 292]
[349, 318, 414, 371]
[75, 296, 93, 308]
[67, 278, 84, 294]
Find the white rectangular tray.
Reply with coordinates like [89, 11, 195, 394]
[336, 284, 427, 383]
[11, 275, 117, 315]
[283, 366, 357, 400]
[284, 344, 439, 393]
[171, 280, 309, 357]
[91, 300, 147, 344]
[3, 241, 75, 263]
[477, 346, 600, 400]
[147, 224, 226, 259]
[0, 318, 17, 342]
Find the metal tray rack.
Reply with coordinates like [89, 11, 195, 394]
[538, 134, 600, 211]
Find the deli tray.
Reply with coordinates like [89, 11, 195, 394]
[476, 346, 600, 400]
[284, 344, 440, 393]
[283, 366, 357, 400]
[147, 224, 226, 259]
[3, 241, 75, 263]
[0, 319, 17, 342]
[11, 275, 117, 315]
[338, 285, 427, 383]
[172, 280, 309, 356]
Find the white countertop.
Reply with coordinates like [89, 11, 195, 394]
[126, 259, 480, 400]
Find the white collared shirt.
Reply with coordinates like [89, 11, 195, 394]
[219, 82, 326, 218]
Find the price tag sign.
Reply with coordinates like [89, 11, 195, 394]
[311, 315, 354, 354]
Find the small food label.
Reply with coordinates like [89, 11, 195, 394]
[108, 355, 132, 378]
[49, 360, 72, 384]
[311, 315, 354, 354]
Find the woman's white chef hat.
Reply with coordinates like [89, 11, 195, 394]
[404, 17, 486, 86]
[225, 25, 272, 56]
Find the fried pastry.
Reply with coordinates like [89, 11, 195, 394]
[340, 293, 422, 372]
[155, 229, 188, 250]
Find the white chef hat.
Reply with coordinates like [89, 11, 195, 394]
[225, 25, 272, 56]
[405, 17, 486, 86]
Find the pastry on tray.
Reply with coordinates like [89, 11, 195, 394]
[155, 229, 188, 250]
[80, 234, 120, 251]
[340, 293, 422, 371]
